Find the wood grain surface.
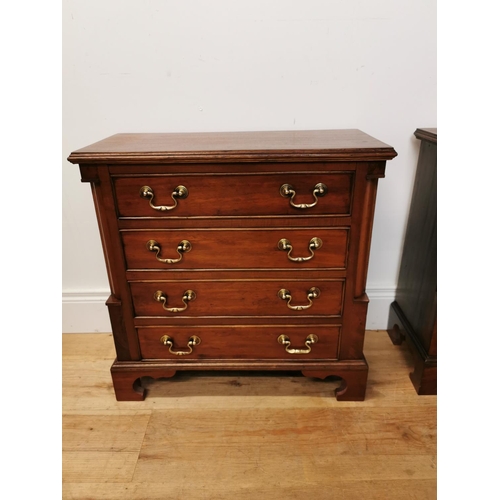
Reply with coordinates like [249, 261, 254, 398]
[129, 279, 344, 317]
[62, 330, 436, 499]
[67, 129, 397, 164]
[113, 172, 353, 218]
[121, 227, 349, 271]
[137, 325, 341, 360]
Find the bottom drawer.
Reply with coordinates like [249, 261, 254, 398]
[137, 325, 340, 360]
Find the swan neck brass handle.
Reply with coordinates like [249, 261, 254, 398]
[140, 185, 188, 212]
[278, 287, 320, 311]
[154, 290, 196, 313]
[280, 183, 328, 209]
[147, 239, 192, 264]
[160, 335, 201, 356]
[277, 334, 318, 354]
[278, 237, 322, 262]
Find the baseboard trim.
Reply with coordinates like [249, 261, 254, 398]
[62, 291, 111, 333]
[62, 286, 396, 333]
[365, 286, 397, 329]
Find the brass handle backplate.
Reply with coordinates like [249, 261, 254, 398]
[160, 335, 201, 356]
[280, 183, 328, 209]
[278, 237, 323, 262]
[277, 334, 318, 354]
[278, 287, 320, 311]
[153, 290, 196, 313]
[140, 185, 188, 212]
[147, 239, 192, 264]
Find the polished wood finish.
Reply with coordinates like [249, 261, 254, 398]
[68, 129, 397, 164]
[68, 130, 396, 400]
[129, 279, 344, 317]
[113, 172, 354, 217]
[121, 227, 349, 270]
[62, 331, 437, 500]
[137, 325, 341, 360]
[388, 128, 436, 395]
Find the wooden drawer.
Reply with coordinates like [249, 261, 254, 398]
[113, 172, 353, 218]
[137, 325, 341, 360]
[122, 227, 349, 270]
[130, 280, 344, 317]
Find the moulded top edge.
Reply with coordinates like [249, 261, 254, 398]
[67, 129, 398, 164]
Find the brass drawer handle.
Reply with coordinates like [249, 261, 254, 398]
[140, 185, 188, 211]
[153, 290, 196, 313]
[147, 239, 192, 264]
[160, 335, 201, 356]
[277, 287, 320, 311]
[278, 237, 322, 262]
[277, 334, 318, 354]
[280, 183, 328, 209]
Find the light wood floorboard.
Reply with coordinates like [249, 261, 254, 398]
[62, 330, 437, 499]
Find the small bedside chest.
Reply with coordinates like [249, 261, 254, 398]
[388, 128, 437, 394]
[68, 130, 397, 401]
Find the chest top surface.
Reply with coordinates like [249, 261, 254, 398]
[68, 129, 397, 164]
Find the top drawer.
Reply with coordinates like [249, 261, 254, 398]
[113, 173, 354, 218]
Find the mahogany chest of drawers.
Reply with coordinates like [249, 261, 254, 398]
[68, 130, 397, 401]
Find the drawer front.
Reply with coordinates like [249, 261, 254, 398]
[113, 173, 353, 217]
[130, 280, 344, 317]
[138, 326, 340, 360]
[122, 228, 349, 270]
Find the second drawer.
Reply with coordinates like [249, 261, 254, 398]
[130, 279, 344, 317]
[122, 228, 349, 270]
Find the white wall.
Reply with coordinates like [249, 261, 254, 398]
[62, 0, 436, 332]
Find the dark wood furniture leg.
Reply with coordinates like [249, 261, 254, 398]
[388, 302, 436, 395]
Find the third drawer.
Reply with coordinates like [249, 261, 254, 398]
[130, 279, 345, 317]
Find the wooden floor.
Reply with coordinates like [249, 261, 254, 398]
[62, 331, 437, 499]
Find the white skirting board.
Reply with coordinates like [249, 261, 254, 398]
[62, 291, 112, 333]
[364, 287, 397, 330]
[62, 287, 397, 333]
